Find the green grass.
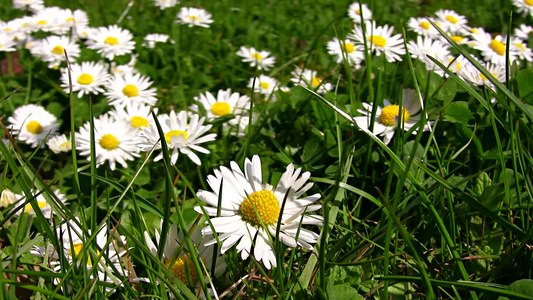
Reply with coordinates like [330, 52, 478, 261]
[1, 0, 533, 299]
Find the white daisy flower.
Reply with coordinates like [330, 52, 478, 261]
[511, 37, 533, 62]
[353, 89, 431, 145]
[110, 54, 138, 76]
[471, 33, 518, 66]
[1, 189, 16, 208]
[0, 32, 17, 52]
[326, 37, 364, 67]
[8, 104, 59, 148]
[512, 0, 533, 17]
[434, 54, 469, 78]
[1, 18, 31, 44]
[143, 221, 226, 297]
[13, 188, 67, 218]
[153, 0, 179, 10]
[47, 133, 72, 154]
[143, 33, 173, 49]
[87, 25, 135, 60]
[236, 46, 276, 71]
[349, 21, 406, 63]
[515, 24, 532, 40]
[30, 35, 81, 69]
[290, 67, 333, 94]
[31, 218, 129, 291]
[248, 75, 279, 97]
[458, 61, 506, 91]
[176, 7, 214, 28]
[407, 36, 451, 71]
[56, 9, 89, 36]
[190, 88, 250, 123]
[60, 61, 110, 98]
[139, 110, 216, 166]
[109, 103, 157, 131]
[12, 0, 44, 11]
[105, 73, 158, 107]
[195, 155, 323, 270]
[76, 114, 141, 170]
[435, 9, 470, 35]
[407, 17, 441, 39]
[29, 8, 62, 33]
[347, 2, 372, 23]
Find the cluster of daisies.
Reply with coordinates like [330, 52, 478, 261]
[327, 3, 533, 144]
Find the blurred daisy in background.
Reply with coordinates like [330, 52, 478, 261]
[60, 61, 110, 97]
[458, 61, 506, 91]
[248, 75, 279, 98]
[30, 35, 80, 69]
[195, 155, 322, 269]
[433, 54, 469, 78]
[110, 54, 138, 76]
[407, 17, 441, 39]
[12, 0, 44, 12]
[87, 25, 135, 60]
[109, 103, 157, 131]
[143, 33, 173, 49]
[326, 37, 364, 67]
[0, 32, 17, 52]
[176, 7, 213, 28]
[236, 46, 276, 70]
[13, 188, 67, 218]
[514, 24, 532, 40]
[140, 111, 216, 165]
[1, 189, 16, 208]
[350, 21, 406, 63]
[347, 2, 372, 23]
[8, 104, 59, 148]
[76, 114, 141, 170]
[47, 133, 72, 154]
[353, 89, 431, 145]
[105, 73, 158, 106]
[290, 67, 333, 94]
[407, 36, 450, 71]
[190, 88, 250, 122]
[512, 0, 533, 17]
[435, 9, 470, 35]
[153, 0, 179, 10]
[510, 37, 533, 62]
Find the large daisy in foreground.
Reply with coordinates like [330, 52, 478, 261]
[195, 155, 323, 269]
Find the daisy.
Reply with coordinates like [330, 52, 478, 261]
[353, 89, 431, 145]
[87, 25, 135, 60]
[515, 24, 532, 40]
[176, 7, 214, 28]
[105, 73, 158, 107]
[434, 54, 469, 78]
[0, 32, 17, 52]
[1, 189, 16, 208]
[143, 33, 173, 49]
[8, 104, 59, 148]
[195, 155, 322, 269]
[458, 61, 506, 91]
[60, 61, 110, 98]
[190, 88, 250, 122]
[12, 0, 44, 12]
[1, 18, 31, 44]
[347, 2, 372, 23]
[31, 218, 129, 291]
[512, 0, 533, 17]
[29, 9, 61, 33]
[407, 17, 441, 39]
[47, 133, 72, 154]
[110, 54, 138, 76]
[471, 33, 518, 66]
[109, 103, 157, 131]
[13, 188, 67, 218]
[511, 37, 533, 62]
[236, 46, 276, 71]
[30, 35, 81, 69]
[76, 114, 141, 170]
[153, 0, 179, 10]
[349, 21, 406, 63]
[60, 9, 90, 35]
[407, 36, 450, 71]
[139, 111, 216, 165]
[435, 9, 470, 35]
[248, 75, 279, 98]
[290, 67, 333, 94]
[143, 221, 226, 297]
[326, 37, 364, 67]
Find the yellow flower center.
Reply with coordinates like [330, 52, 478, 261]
[342, 42, 355, 53]
[470, 28, 479, 34]
[165, 130, 188, 144]
[445, 15, 458, 24]
[66, 17, 74, 22]
[61, 141, 71, 149]
[489, 39, 506, 56]
[77, 73, 94, 85]
[419, 21, 430, 30]
[311, 77, 321, 88]
[514, 42, 526, 51]
[165, 255, 198, 285]
[479, 72, 497, 82]
[188, 16, 200, 21]
[355, 9, 361, 15]
[130, 116, 149, 128]
[451, 36, 464, 43]
[211, 102, 231, 116]
[99, 134, 120, 150]
[122, 84, 139, 97]
[70, 243, 100, 266]
[26, 121, 43, 134]
[368, 35, 387, 47]
[379, 105, 410, 127]
[251, 53, 263, 60]
[448, 58, 461, 71]
[52, 45, 64, 55]
[240, 190, 280, 227]
[260, 82, 270, 90]
[24, 200, 47, 212]
[525, 0, 533, 6]
[37, 20, 47, 25]
[104, 36, 119, 45]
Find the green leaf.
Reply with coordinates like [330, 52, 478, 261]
[498, 279, 533, 300]
[473, 172, 492, 197]
[327, 284, 363, 300]
[516, 70, 533, 104]
[443, 101, 474, 124]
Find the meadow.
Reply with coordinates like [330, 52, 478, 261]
[1, 0, 533, 299]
